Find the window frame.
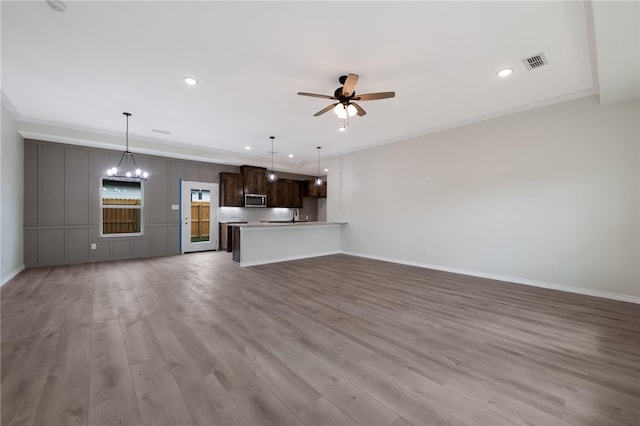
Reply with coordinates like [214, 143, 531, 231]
[100, 177, 145, 238]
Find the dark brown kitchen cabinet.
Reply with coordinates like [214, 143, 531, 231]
[220, 222, 247, 251]
[219, 172, 244, 207]
[304, 179, 327, 198]
[318, 181, 327, 198]
[288, 180, 303, 207]
[241, 165, 267, 196]
[266, 179, 303, 208]
[266, 181, 278, 207]
[232, 226, 241, 263]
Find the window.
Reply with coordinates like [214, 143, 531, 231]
[101, 178, 143, 236]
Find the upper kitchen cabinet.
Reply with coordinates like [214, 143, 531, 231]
[266, 181, 277, 207]
[241, 165, 267, 196]
[287, 180, 304, 207]
[219, 172, 244, 207]
[267, 179, 303, 208]
[318, 182, 327, 198]
[304, 179, 327, 198]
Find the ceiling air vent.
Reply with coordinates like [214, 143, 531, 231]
[522, 52, 548, 71]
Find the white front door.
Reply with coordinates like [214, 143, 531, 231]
[181, 181, 218, 253]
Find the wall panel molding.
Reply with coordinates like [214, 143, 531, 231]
[23, 139, 232, 267]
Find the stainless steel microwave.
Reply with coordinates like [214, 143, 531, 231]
[245, 193, 267, 207]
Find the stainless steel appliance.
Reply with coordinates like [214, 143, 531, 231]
[245, 193, 267, 207]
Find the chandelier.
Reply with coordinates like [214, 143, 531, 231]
[106, 112, 149, 179]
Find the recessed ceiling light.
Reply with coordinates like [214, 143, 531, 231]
[245, 146, 251, 150]
[288, 154, 293, 158]
[497, 68, 513, 78]
[324, 168, 328, 172]
[184, 77, 199, 86]
[338, 127, 346, 132]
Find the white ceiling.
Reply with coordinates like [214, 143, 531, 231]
[2, 1, 637, 175]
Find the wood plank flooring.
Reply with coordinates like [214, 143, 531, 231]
[2, 252, 639, 426]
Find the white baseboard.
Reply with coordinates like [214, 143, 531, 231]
[240, 250, 341, 267]
[1, 264, 25, 287]
[340, 251, 640, 304]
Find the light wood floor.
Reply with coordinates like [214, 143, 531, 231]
[2, 252, 639, 426]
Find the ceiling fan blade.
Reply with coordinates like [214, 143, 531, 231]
[353, 91, 396, 101]
[341, 73, 359, 97]
[351, 102, 367, 117]
[298, 92, 337, 100]
[313, 103, 338, 117]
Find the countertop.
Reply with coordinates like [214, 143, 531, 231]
[228, 221, 346, 228]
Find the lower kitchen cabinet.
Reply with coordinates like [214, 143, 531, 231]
[219, 222, 247, 251]
[232, 226, 241, 263]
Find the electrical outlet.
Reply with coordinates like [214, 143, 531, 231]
[550, 261, 559, 270]
[91, 243, 97, 250]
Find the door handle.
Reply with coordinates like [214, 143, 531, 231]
[184, 218, 189, 225]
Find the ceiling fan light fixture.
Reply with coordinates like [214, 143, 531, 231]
[338, 126, 346, 132]
[298, 73, 395, 119]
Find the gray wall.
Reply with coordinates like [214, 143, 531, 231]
[1, 101, 25, 285]
[329, 96, 639, 300]
[24, 139, 239, 267]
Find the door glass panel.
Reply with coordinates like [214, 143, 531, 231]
[190, 189, 210, 243]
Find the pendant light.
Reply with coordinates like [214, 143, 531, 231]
[266, 136, 278, 182]
[314, 146, 323, 186]
[106, 112, 149, 180]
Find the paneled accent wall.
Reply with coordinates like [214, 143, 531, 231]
[24, 139, 238, 267]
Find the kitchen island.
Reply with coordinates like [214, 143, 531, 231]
[230, 222, 345, 267]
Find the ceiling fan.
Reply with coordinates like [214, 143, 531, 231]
[297, 73, 395, 117]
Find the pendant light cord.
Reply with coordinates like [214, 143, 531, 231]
[124, 112, 131, 153]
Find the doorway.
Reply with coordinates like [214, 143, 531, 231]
[181, 181, 218, 253]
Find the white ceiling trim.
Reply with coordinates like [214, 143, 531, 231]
[16, 119, 300, 172]
[16, 86, 599, 176]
